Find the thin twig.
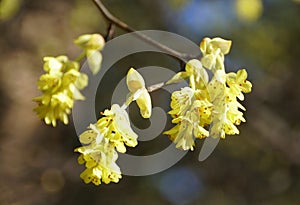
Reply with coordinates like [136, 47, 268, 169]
[147, 82, 165, 93]
[93, 0, 133, 32]
[93, 0, 193, 62]
[105, 23, 115, 41]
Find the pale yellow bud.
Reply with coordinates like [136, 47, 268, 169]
[126, 68, 152, 119]
[74, 34, 105, 51]
[126, 68, 145, 93]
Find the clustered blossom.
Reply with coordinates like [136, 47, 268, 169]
[33, 33, 105, 127]
[75, 68, 152, 185]
[75, 104, 138, 185]
[164, 87, 211, 150]
[33, 56, 88, 127]
[33, 33, 252, 186]
[164, 37, 252, 150]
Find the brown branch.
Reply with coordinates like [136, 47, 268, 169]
[93, 0, 134, 32]
[93, 0, 194, 62]
[147, 82, 165, 93]
[105, 23, 115, 41]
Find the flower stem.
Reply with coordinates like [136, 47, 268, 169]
[92, 0, 200, 62]
[75, 52, 86, 62]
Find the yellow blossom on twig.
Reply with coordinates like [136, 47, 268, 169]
[33, 56, 88, 127]
[74, 33, 105, 75]
[126, 68, 152, 118]
[165, 37, 252, 148]
[75, 104, 138, 185]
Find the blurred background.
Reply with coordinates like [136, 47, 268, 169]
[1, 0, 300, 204]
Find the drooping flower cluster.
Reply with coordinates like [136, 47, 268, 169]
[33, 31, 253, 187]
[164, 87, 211, 150]
[33, 33, 105, 127]
[165, 37, 252, 150]
[75, 68, 152, 185]
[33, 56, 88, 127]
[75, 104, 138, 185]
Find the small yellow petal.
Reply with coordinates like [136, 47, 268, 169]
[87, 50, 102, 75]
[126, 68, 145, 93]
[210, 38, 232, 55]
[79, 130, 97, 144]
[136, 89, 152, 119]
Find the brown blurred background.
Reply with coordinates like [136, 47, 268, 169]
[1, 0, 300, 204]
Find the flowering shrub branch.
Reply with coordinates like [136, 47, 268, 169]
[93, 0, 197, 62]
[33, 0, 252, 186]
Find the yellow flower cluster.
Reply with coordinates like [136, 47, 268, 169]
[33, 56, 88, 127]
[33, 33, 105, 127]
[165, 37, 252, 150]
[75, 104, 138, 185]
[74, 68, 152, 185]
[164, 87, 211, 150]
[208, 69, 252, 138]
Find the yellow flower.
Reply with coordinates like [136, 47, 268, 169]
[43, 56, 67, 74]
[126, 68, 152, 118]
[226, 69, 252, 100]
[208, 69, 250, 138]
[165, 37, 252, 144]
[33, 56, 88, 127]
[168, 87, 195, 117]
[37, 74, 61, 93]
[97, 104, 138, 152]
[200, 37, 232, 56]
[74, 34, 105, 75]
[200, 37, 232, 72]
[33, 92, 73, 126]
[208, 71, 232, 138]
[165, 121, 195, 151]
[194, 90, 213, 126]
[75, 104, 138, 185]
[224, 101, 245, 134]
[210, 100, 243, 138]
[74, 34, 105, 51]
[79, 167, 102, 185]
[75, 137, 121, 185]
[165, 109, 209, 151]
[164, 87, 210, 150]
[166, 59, 208, 90]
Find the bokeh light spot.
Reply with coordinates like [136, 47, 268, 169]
[40, 168, 65, 193]
[235, 0, 263, 22]
[158, 167, 204, 204]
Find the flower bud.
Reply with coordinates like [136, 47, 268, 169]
[74, 34, 105, 51]
[126, 68, 145, 93]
